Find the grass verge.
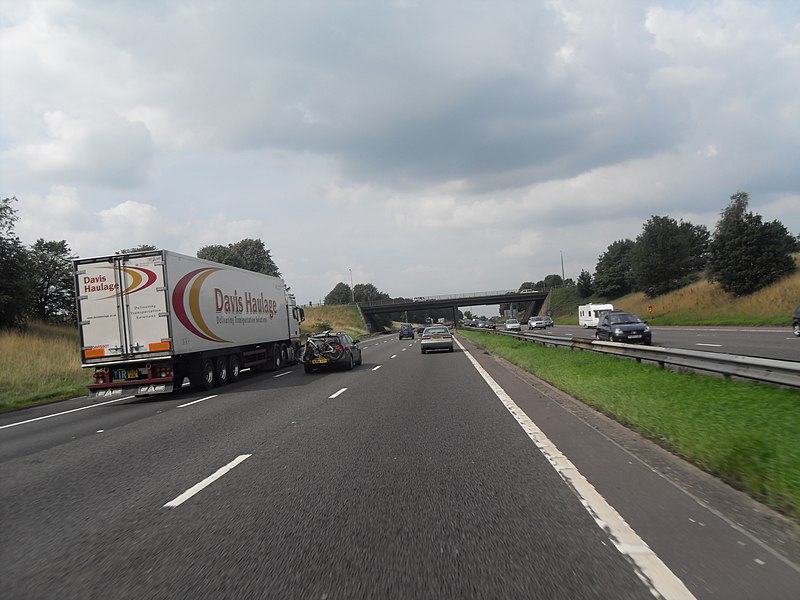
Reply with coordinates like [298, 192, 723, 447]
[461, 329, 800, 520]
[0, 322, 92, 412]
[300, 304, 370, 339]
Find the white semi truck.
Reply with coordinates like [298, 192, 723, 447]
[73, 249, 304, 398]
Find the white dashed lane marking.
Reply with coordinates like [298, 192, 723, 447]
[178, 395, 218, 408]
[164, 454, 251, 508]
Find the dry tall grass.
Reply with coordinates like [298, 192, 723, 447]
[613, 255, 800, 325]
[300, 304, 370, 338]
[0, 322, 91, 409]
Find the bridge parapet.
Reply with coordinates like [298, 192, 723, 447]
[358, 289, 539, 308]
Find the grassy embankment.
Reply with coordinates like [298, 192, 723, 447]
[0, 322, 92, 411]
[300, 304, 370, 339]
[460, 329, 800, 519]
[550, 255, 800, 327]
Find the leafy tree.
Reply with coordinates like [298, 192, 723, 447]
[707, 192, 796, 296]
[324, 282, 352, 305]
[118, 244, 158, 253]
[27, 239, 76, 322]
[629, 216, 709, 297]
[543, 274, 563, 288]
[594, 239, 634, 298]
[678, 221, 710, 273]
[463, 310, 473, 320]
[0, 197, 31, 328]
[353, 283, 390, 303]
[197, 238, 280, 276]
[576, 269, 594, 298]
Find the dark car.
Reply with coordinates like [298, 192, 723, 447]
[302, 331, 362, 373]
[595, 310, 652, 345]
[399, 324, 415, 339]
[793, 305, 800, 337]
[482, 321, 496, 330]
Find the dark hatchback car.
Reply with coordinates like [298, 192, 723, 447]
[595, 310, 652, 345]
[303, 331, 362, 373]
[793, 305, 800, 337]
[399, 324, 415, 339]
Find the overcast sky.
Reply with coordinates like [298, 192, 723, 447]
[2, 0, 798, 307]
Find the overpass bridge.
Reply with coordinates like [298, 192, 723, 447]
[357, 289, 550, 332]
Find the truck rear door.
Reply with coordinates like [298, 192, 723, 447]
[76, 253, 171, 363]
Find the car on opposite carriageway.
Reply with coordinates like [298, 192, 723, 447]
[595, 310, 651, 345]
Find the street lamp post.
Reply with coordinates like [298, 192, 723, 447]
[349, 268, 355, 304]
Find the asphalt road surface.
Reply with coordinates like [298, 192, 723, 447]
[527, 325, 799, 362]
[2, 333, 799, 599]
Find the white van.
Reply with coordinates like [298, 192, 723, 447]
[578, 303, 614, 328]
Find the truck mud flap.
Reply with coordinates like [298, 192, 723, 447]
[89, 382, 174, 399]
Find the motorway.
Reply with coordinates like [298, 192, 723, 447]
[525, 325, 799, 362]
[1, 334, 799, 599]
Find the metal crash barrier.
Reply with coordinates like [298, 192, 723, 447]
[478, 329, 800, 389]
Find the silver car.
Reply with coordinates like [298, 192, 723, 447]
[504, 318, 521, 331]
[420, 326, 454, 354]
[528, 316, 547, 329]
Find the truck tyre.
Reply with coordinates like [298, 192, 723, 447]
[191, 357, 215, 390]
[280, 343, 290, 365]
[172, 366, 185, 390]
[215, 356, 229, 386]
[272, 343, 284, 370]
[228, 354, 241, 382]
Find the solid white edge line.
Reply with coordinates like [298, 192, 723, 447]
[0, 396, 135, 430]
[695, 343, 723, 347]
[164, 454, 251, 508]
[372, 365, 382, 371]
[329, 388, 347, 399]
[455, 337, 696, 600]
[177, 395, 218, 408]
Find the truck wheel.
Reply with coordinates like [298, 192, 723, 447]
[228, 354, 241, 382]
[192, 357, 215, 390]
[272, 343, 284, 370]
[215, 356, 228, 386]
[172, 366, 185, 390]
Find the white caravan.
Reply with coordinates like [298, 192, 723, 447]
[578, 303, 614, 328]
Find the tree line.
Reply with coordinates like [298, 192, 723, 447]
[577, 192, 797, 300]
[0, 197, 281, 329]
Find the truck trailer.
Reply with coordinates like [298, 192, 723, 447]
[74, 250, 304, 398]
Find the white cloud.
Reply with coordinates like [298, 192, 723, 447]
[2, 0, 798, 306]
[5, 111, 154, 187]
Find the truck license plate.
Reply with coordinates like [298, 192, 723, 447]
[114, 369, 140, 380]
